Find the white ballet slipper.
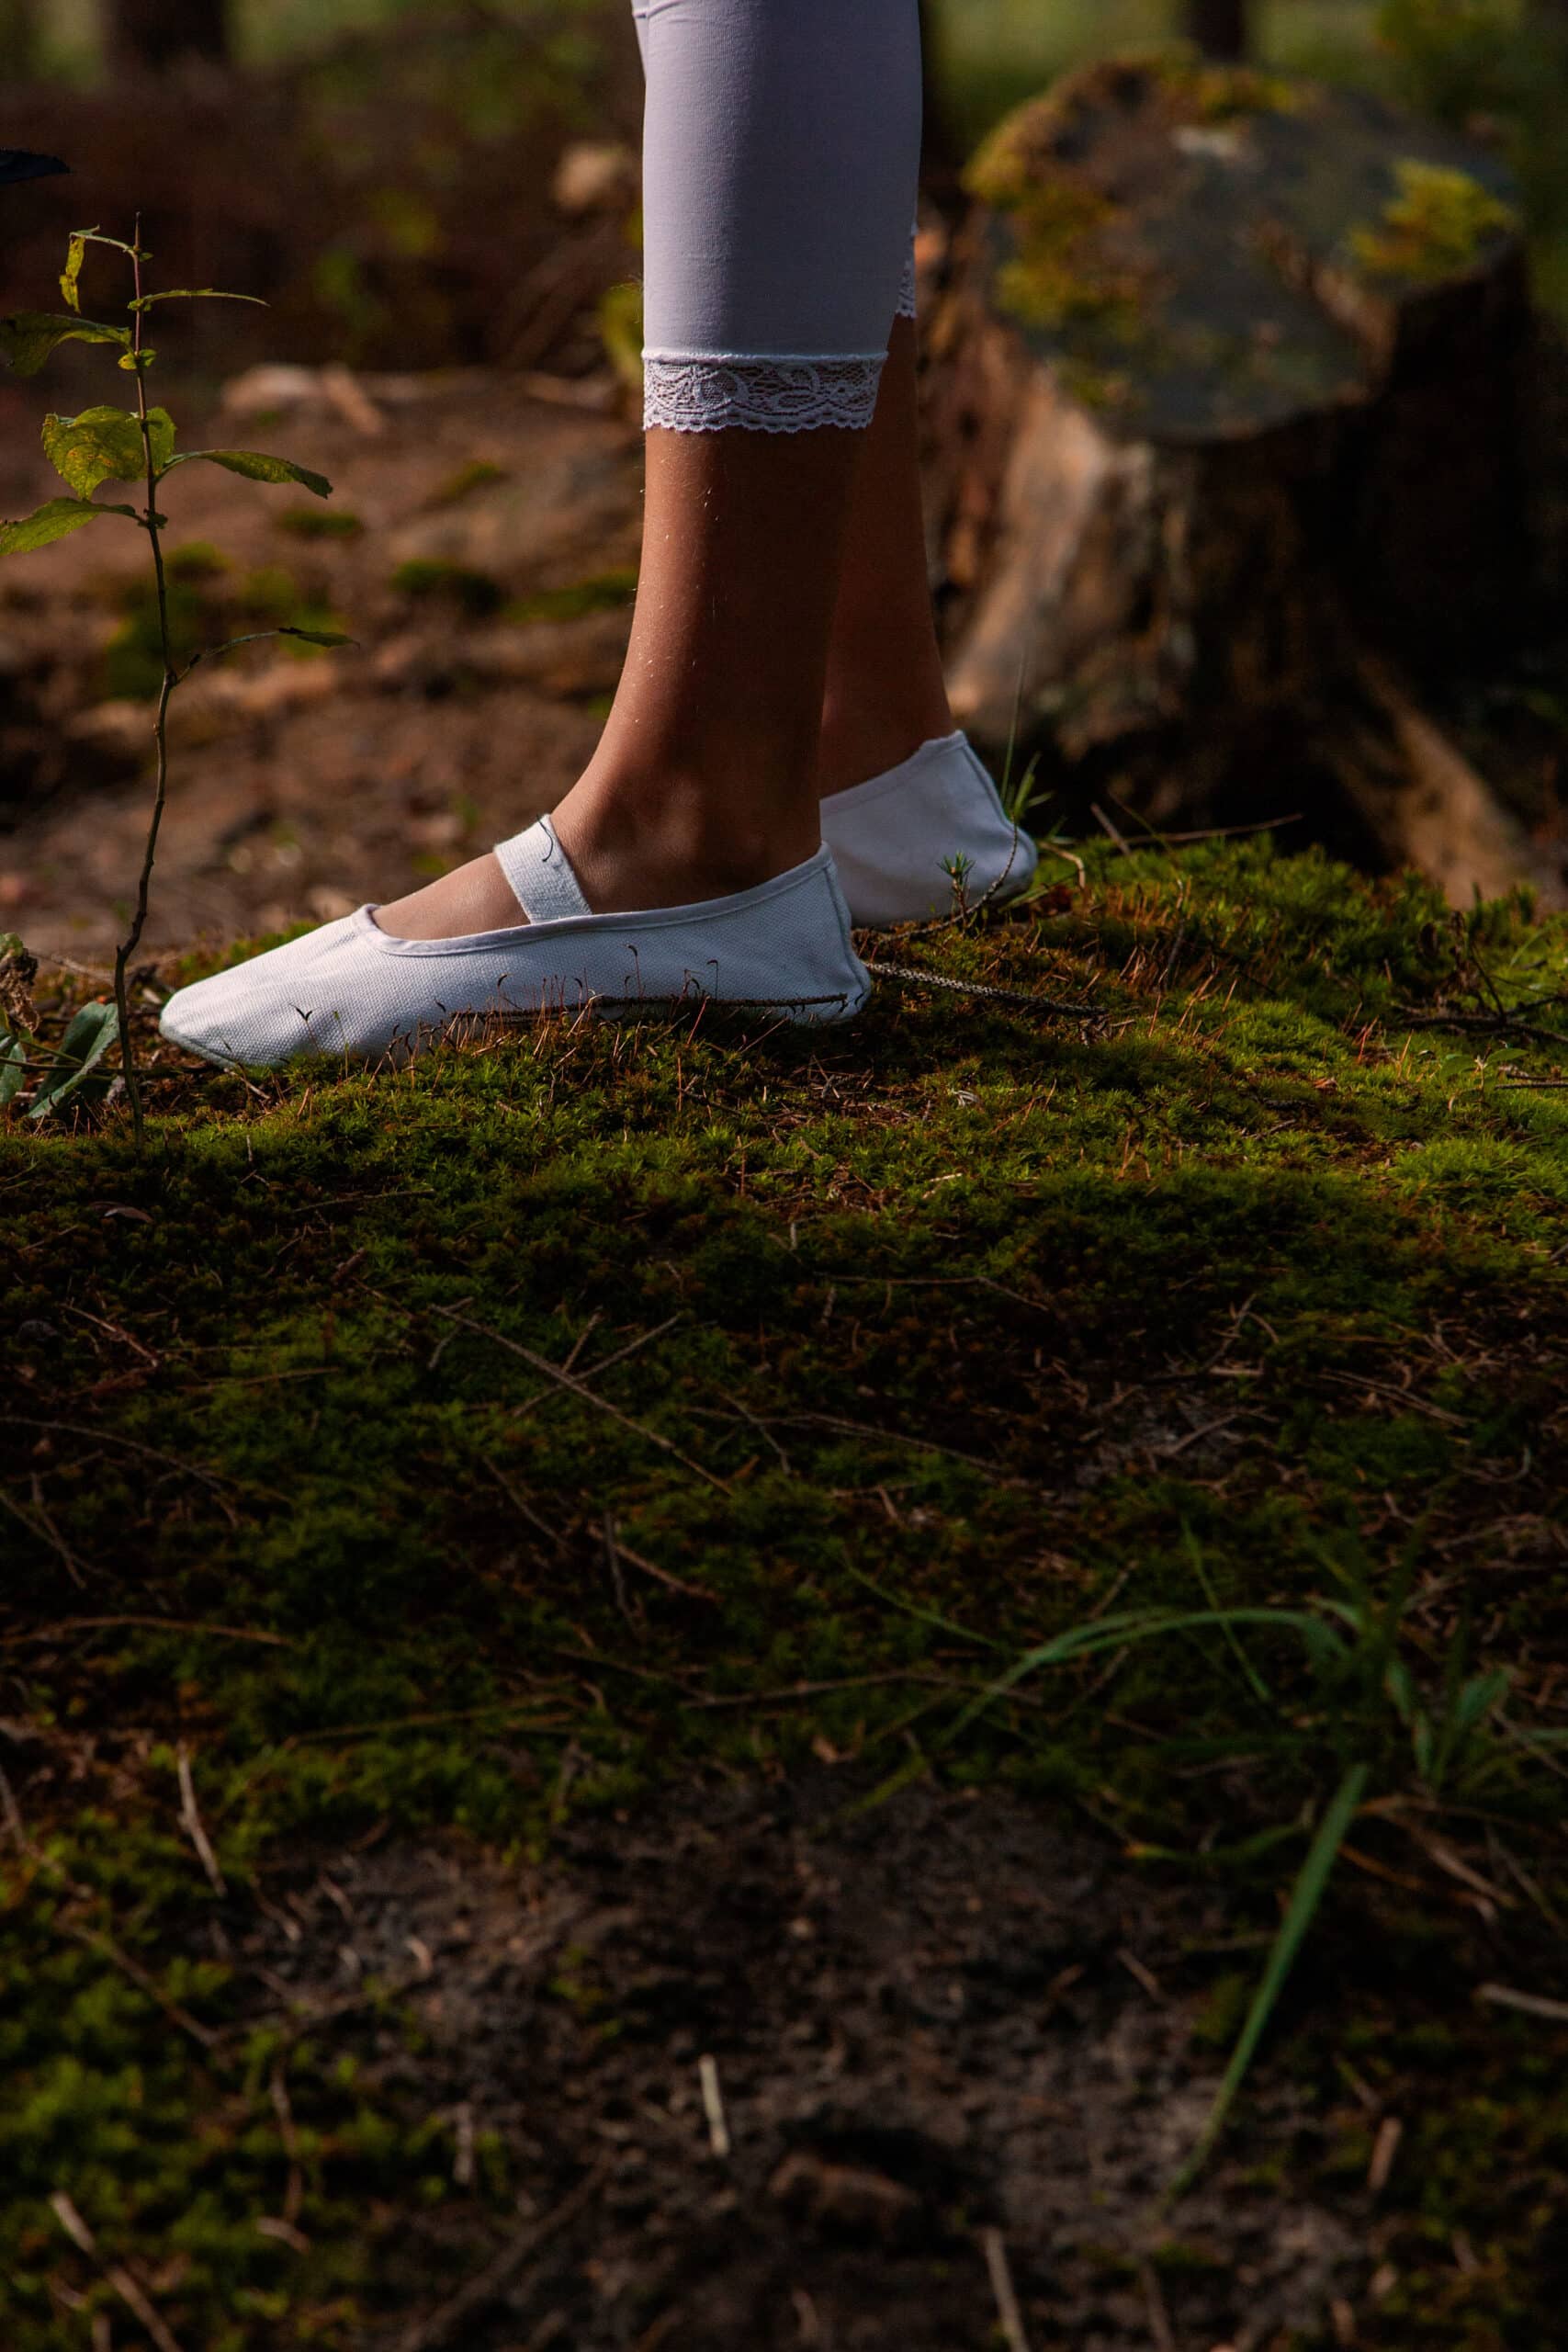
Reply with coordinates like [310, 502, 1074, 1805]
[160, 818, 870, 1069]
[819, 729, 1038, 927]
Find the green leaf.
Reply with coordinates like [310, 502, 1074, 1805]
[0, 311, 131, 376]
[59, 230, 93, 313]
[1382, 1657, 1418, 1727]
[164, 448, 332, 499]
[0, 497, 137, 556]
[118, 348, 154, 371]
[0, 1035, 24, 1107]
[138, 288, 267, 309]
[1168, 1763, 1369, 2199]
[28, 1001, 119, 1121]
[42, 405, 175, 496]
[276, 625, 355, 647]
[1453, 1668, 1511, 1736]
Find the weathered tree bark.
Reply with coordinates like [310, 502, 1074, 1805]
[919, 59, 1562, 908]
[107, 0, 228, 74]
[1187, 0, 1250, 60]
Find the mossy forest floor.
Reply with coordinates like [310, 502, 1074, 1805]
[5, 837, 1568, 2351]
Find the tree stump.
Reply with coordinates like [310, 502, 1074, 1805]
[921, 56, 1563, 906]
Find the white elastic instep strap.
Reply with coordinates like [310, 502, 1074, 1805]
[492, 817, 592, 924]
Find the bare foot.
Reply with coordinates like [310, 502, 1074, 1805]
[375, 772, 817, 942]
[375, 850, 525, 941]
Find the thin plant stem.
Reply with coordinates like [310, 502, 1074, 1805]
[111, 209, 175, 1151]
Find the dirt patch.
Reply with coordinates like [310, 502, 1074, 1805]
[248, 1774, 1361, 2351]
[0, 372, 641, 959]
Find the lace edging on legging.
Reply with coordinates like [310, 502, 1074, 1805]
[642, 351, 887, 434]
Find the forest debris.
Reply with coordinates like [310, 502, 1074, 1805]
[1367, 2116, 1404, 2194]
[769, 2152, 921, 2239]
[1351, 662, 1568, 912]
[389, 2160, 609, 2352]
[552, 141, 637, 217]
[386, 436, 638, 578]
[1476, 1982, 1568, 2024]
[697, 2053, 730, 2158]
[175, 1745, 227, 1898]
[216, 360, 385, 435]
[0, 930, 38, 1031]
[317, 364, 385, 437]
[49, 2192, 186, 2352]
[980, 2227, 1032, 2352]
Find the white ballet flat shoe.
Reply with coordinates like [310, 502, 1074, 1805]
[159, 818, 871, 1069]
[819, 729, 1038, 927]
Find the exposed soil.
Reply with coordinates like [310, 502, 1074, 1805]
[0, 368, 642, 962]
[247, 1773, 1363, 2352]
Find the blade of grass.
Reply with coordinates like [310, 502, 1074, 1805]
[1167, 1760, 1370, 2201]
[840, 1561, 1011, 1652]
[1184, 1528, 1272, 1707]
[835, 1605, 1346, 1824]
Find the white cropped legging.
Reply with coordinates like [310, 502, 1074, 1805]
[631, 0, 922, 434]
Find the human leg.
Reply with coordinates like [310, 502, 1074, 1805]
[163, 0, 923, 1059]
[379, 0, 923, 941]
[818, 315, 954, 801]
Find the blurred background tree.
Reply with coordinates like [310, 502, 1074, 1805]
[0, 3, 1563, 368]
[1187, 0, 1251, 53]
[108, 0, 229, 73]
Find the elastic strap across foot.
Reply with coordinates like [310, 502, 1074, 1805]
[492, 817, 592, 924]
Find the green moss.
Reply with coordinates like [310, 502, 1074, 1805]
[274, 503, 367, 539]
[426, 458, 508, 506]
[3, 836, 1566, 2346]
[1351, 157, 1521, 282]
[964, 57, 1302, 340]
[389, 557, 507, 617]
[1157, 52, 1303, 123]
[502, 567, 638, 626]
[100, 576, 217, 699]
[164, 539, 233, 580]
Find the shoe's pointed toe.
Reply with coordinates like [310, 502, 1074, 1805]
[159, 913, 382, 1068]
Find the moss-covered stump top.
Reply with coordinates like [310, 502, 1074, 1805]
[966, 54, 1523, 443]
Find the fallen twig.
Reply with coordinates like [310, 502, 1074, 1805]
[508, 1313, 684, 1423]
[1137, 2257, 1177, 2352]
[697, 2053, 731, 2158]
[62, 1923, 220, 2052]
[980, 2227, 1031, 2352]
[50, 2191, 186, 2352]
[1394, 1003, 1568, 1050]
[605, 1522, 719, 1606]
[0, 1483, 87, 1586]
[434, 1307, 729, 1493]
[1476, 1982, 1568, 2024]
[3, 1614, 295, 1650]
[391, 2159, 609, 2352]
[862, 962, 1100, 1018]
[176, 1746, 227, 1897]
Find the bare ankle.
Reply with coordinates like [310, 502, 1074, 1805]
[818, 700, 953, 798]
[552, 768, 817, 911]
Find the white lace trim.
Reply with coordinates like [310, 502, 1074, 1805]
[642, 350, 885, 434]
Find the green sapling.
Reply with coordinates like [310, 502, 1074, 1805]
[0, 214, 352, 1145]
